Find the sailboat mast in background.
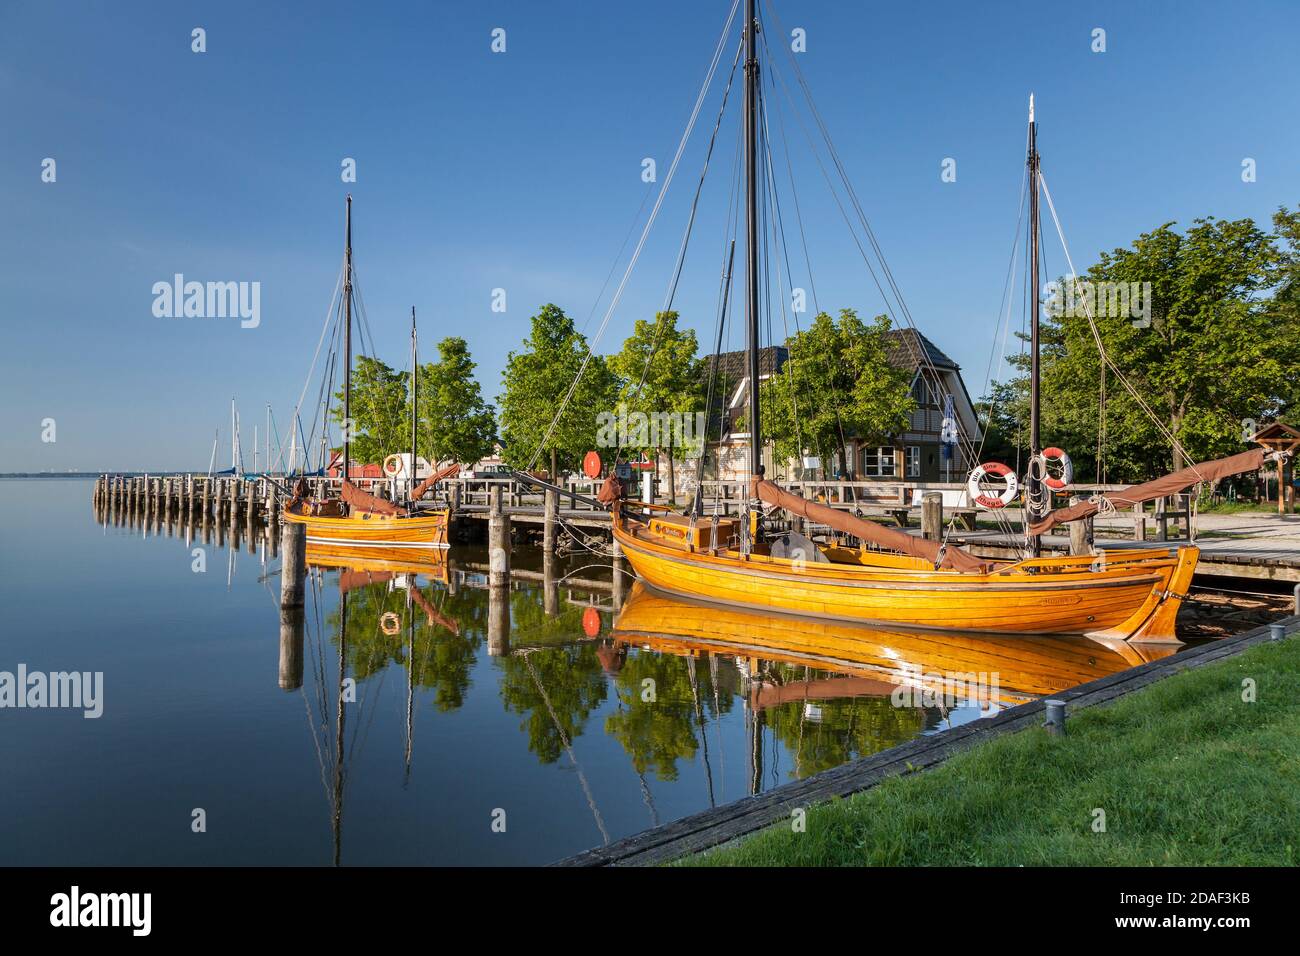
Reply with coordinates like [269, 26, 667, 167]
[1027, 94, 1044, 556]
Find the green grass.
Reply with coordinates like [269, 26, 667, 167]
[1198, 500, 1291, 515]
[683, 638, 1300, 866]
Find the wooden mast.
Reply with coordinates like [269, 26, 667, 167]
[1027, 96, 1043, 556]
[742, 0, 761, 548]
[343, 195, 353, 491]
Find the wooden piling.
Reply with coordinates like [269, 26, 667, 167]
[280, 520, 306, 608]
[489, 483, 511, 586]
[1069, 495, 1094, 555]
[921, 492, 943, 541]
[543, 488, 558, 553]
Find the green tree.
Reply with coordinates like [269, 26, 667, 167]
[991, 214, 1300, 481]
[758, 310, 914, 476]
[608, 311, 701, 502]
[498, 304, 619, 477]
[331, 355, 408, 466]
[414, 337, 497, 466]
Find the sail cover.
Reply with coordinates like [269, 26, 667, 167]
[752, 479, 990, 573]
[341, 480, 404, 515]
[409, 462, 461, 502]
[1029, 448, 1268, 535]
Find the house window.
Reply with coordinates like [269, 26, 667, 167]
[861, 446, 897, 478]
[905, 446, 921, 478]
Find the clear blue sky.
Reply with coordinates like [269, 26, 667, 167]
[4, 0, 1297, 471]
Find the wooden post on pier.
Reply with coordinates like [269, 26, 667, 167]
[921, 492, 943, 541]
[280, 521, 306, 608]
[201, 477, 211, 518]
[489, 483, 511, 587]
[228, 477, 239, 517]
[543, 488, 558, 554]
[1069, 495, 1094, 555]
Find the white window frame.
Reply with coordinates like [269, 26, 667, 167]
[905, 445, 921, 478]
[861, 446, 897, 478]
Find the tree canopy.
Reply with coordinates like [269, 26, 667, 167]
[332, 355, 408, 465]
[758, 310, 915, 475]
[415, 336, 497, 466]
[498, 304, 619, 474]
[985, 208, 1300, 481]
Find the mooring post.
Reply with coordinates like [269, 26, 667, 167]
[1069, 495, 1093, 555]
[1270, 622, 1287, 641]
[544, 487, 558, 554]
[489, 483, 511, 586]
[280, 520, 306, 608]
[1044, 698, 1066, 736]
[921, 492, 943, 541]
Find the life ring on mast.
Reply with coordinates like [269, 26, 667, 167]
[967, 462, 1019, 509]
[1040, 447, 1074, 491]
[379, 612, 402, 636]
[382, 454, 404, 477]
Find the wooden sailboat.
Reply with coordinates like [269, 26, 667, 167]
[608, 1, 1275, 642]
[284, 196, 450, 549]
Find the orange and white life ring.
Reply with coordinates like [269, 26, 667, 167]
[382, 454, 404, 477]
[379, 612, 401, 635]
[967, 462, 1019, 509]
[1040, 447, 1073, 491]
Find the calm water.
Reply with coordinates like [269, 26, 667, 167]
[0, 480, 1155, 865]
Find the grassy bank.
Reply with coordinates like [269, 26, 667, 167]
[685, 637, 1300, 866]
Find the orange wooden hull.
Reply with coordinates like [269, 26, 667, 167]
[611, 510, 1196, 641]
[284, 508, 449, 549]
[612, 582, 1173, 705]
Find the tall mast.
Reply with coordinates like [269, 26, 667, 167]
[743, 0, 761, 485]
[743, 0, 759, 478]
[1027, 95, 1042, 556]
[409, 306, 418, 506]
[343, 195, 353, 488]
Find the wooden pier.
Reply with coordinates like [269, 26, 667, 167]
[91, 473, 1299, 584]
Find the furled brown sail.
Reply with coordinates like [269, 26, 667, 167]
[409, 462, 461, 502]
[341, 479, 404, 516]
[1029, 447, 1268, 535]
[752, 479, 991, 572]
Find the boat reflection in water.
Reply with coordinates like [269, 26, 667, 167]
[610, 582, 1176, 709]
[273, 549, 1179, 863]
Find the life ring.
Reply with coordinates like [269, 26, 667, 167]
[382, 454, 404, 477]
[1040, 447, 1073, 491]
[967, 462, 1019, 509]
[379, 612, 402, 635]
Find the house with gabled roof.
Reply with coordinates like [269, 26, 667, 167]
[686, 328, 982, 486]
